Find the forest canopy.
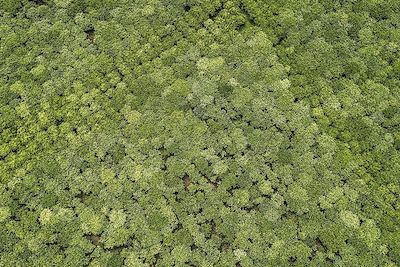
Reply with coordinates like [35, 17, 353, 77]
[0, 0, 399, 266]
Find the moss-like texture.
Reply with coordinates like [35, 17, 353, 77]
[1, 1, 399, 266]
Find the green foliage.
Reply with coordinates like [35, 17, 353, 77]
[1, 0, 399, 266]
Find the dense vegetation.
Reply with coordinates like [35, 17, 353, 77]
[1, 0, 399, 266]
